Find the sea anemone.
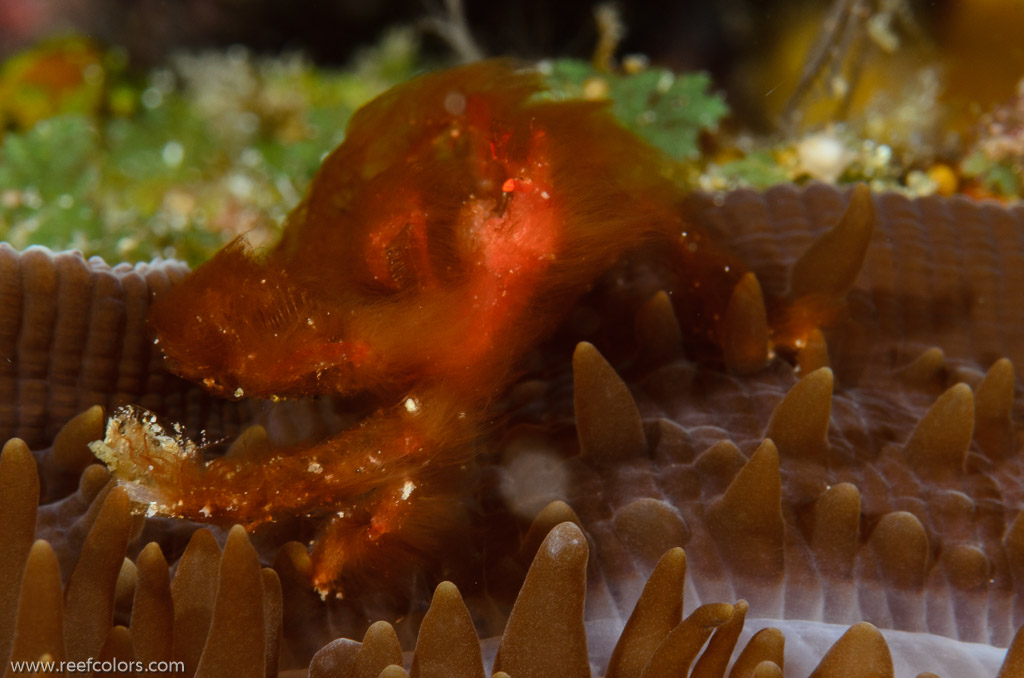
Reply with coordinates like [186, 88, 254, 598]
[2, 177, 1023, 675]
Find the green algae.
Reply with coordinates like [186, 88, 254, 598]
[0, 31, 421, 265]
[542, 59, 728, 161]
[3, 24, 1022, 266]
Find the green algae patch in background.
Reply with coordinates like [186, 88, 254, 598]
[3, 20, 1023, 267]
[0, 31, 421, 266]
[542, 58, 729, 161]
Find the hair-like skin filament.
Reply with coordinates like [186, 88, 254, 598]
[94, 60, 793, 594]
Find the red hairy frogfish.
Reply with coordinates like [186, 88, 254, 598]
[90, 59, 770, 591]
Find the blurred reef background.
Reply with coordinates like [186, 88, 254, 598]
[1, 0, 1023, 265]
